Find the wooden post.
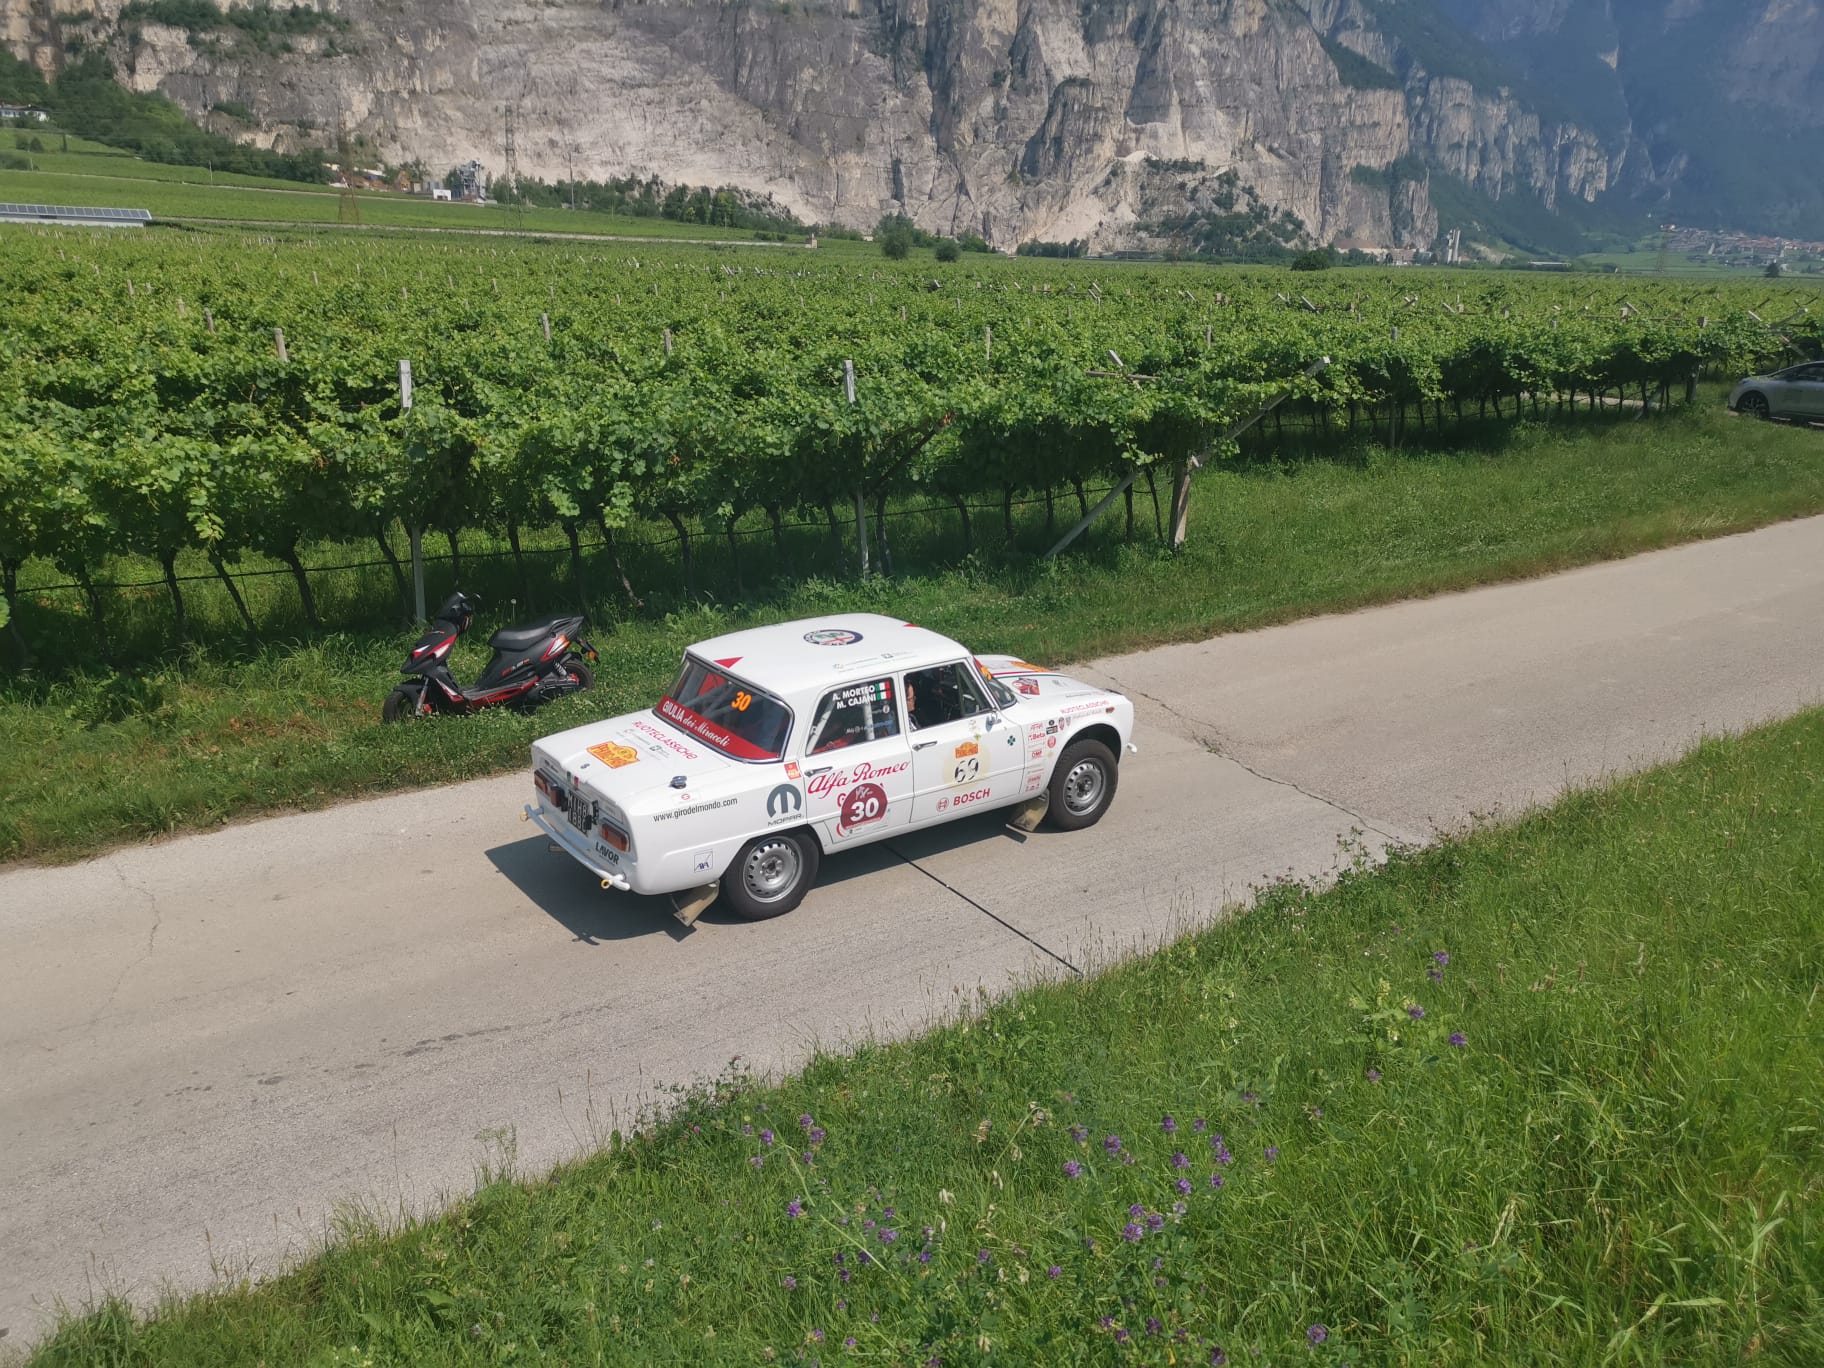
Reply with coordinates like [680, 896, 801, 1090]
[1167, 462, 1193, 552]
[984, 324, 992, 360]
[398, 359, 413, 411]
[846, 358, 869, 579]
[204, 307, 216, 334]
[541, 312, 551, 341]
[273, 328, 287, 362]
[408, 525, 427, 624]
[663, 327, 673, 356]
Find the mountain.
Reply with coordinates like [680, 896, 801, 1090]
[4, 0, 1820, 252]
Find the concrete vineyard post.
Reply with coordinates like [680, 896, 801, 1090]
[846, 358, 868, 579]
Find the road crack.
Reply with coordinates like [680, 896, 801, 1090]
[1094, 668, 1407, 846]
[883, 844, 1083, 978]
[91, 865, 164, 1028]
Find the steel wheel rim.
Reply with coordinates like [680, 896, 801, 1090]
[1063, 758, 1106, 815]
[744, 839, 802, 903]
[1743, 395, 1768, 418]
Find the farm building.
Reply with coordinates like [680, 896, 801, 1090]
[0, 204, 151, 227]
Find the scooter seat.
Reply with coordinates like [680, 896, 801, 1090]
[488, 615, 578, 653]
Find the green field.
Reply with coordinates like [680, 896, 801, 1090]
[5, 392, 1822, 867]
[29, 706, 1824, 1364]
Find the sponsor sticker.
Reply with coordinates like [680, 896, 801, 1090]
[587, 741, 639, 769]
[1006, 660, 1046, 674]
[835, 782, 888, 837]
[807, 758, 911, 802]
[951, 786, 993, 809]
[630, 718, 703, 761]
[766, 783, 804, 823]
[1025, 772, 1043, 792]
[1029, 745, 1045, 760]
[784, 761, 801, 780]
[949, 739, 982, 788]
[829, 678, 893, 708]
[651, 797, 737, 822]
[692, 849, 715, 875]
[592, 839, 622, 864]
[1015, 677, 1041, 697]
[936, 796, 950, 813]
[803, 628, 863, 647]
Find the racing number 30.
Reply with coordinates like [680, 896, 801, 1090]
[838, 782, 888, 835]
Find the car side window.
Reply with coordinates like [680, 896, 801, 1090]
[807, 678, 901, 755]
[903, 662, 996, 730]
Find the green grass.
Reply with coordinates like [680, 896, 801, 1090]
[5, 395, 1824, 867]
[29, 707, 1824, 1364]
[0, 166, 789, 239]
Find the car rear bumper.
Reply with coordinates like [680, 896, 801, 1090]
[523, 803, 631, 891]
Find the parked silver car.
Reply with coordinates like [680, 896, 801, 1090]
[1729, 362, 1824, 421]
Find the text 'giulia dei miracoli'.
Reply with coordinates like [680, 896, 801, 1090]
[523, 614, 1137, 927]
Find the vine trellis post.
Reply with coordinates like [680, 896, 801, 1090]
[1048, 354, 1332, 559]
[845, 358, 869, 578]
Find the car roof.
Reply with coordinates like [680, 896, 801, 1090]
[685, 613, 971, 696]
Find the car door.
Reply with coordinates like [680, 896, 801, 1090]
[798, 675, 915, 849]
[1794, 364, 1824, 418]
[902, 660, 1024, 825]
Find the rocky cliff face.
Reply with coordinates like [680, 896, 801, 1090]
[6, 0, 1817, 248]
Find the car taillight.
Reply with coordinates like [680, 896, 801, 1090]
[534, 772, 565, 808]
[599, 821, 629, 853]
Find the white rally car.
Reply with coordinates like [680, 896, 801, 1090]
[523, 613, 1136, 926]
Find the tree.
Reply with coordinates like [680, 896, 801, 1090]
[1290, 248, 1334, 272]
[880, 221, 914, 260]
[934, 238, 960, 263]
[1764, 261, 1784, 278]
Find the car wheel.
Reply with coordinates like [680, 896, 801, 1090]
[381, 684, 426, 723]
[1737, 392, 1771, 420]
[1045, 738, 1119, 832]
[721, 829, 821, 920]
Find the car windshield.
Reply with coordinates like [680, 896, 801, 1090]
[655, 657, 794, 762]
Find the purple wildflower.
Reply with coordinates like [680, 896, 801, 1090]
[787, 1199, 803, 1219]
[1171, 1201, 1187, 1216]
[1063, 1160, 1083, 1178]
[879, 1229, 899, 1244]
[1123, 1222, 1144, 1243]
[1129, 1203, 1146, 1218]
[1265, 1145, 1279, 1163]
[844, 1338, 857, 1350]
[782, 1275, 797, 1290]
[1048, 1264, 1062, 1279]
[761, 1128, 775, 1146]
[1434, 950, 1450, 966]
[1307, 1324, 1328, 1345]
[917, 1251, 931, 1264]
[1121, 1151, 1136, 1166]
[1070, 1124, 1088, 1143]
[1146, 1212, 1165, 1232]
[749, 1156, 765, 1169]
[1449, 1032, 1468, 1048]
[1192, 1118, 1208, 1133]
[811, 1329, 825, 1343]
[1209, 1172, 1225, 1190]
[809, 1127, 826, 1145]
[799, 1113, 814, 1129]
[1147, 1318, 1164, 1336]
[1177, 1177, 1193, 1195]
[977, 1249, 991, 1264]
[1161, 1115, 1178, 1134]
[1211, 1349, 1228, 1366]
[1103, 1134, 1122, 1154]
[1428, 966, 1444, 984]
[1407, 1004, 1425, 1020]
[1115, 1328, 1131, 1344]
[1242, 1090, 1259, 1106]
[742, 1124, 753, 1135]
[1172, 1151, 1191, 1169]
[1365, 1068, 1382, 1083]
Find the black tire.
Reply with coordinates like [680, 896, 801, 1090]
[719, 829, 821, 920]
[1738, 392, 1771, 420]
[381, 684, 426, 723]
[1045, 738, 1119, 832]
[563, 657, 595, 691]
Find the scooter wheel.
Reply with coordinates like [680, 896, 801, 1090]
[382, 685, 426, 724]
[564, 658, 596, 691]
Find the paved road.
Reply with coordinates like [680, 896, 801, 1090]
[4, 516, 1823, 1343]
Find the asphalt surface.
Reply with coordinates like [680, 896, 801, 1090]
[4, 515, 1823, 1344]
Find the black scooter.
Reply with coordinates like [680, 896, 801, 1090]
[382, 591, 598, 722]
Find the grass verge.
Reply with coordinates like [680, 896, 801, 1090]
[4, 397, 1823, 866]
[29, 708, 1824, 1364]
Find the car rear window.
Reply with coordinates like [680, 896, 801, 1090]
[656, 657, 793, 762]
